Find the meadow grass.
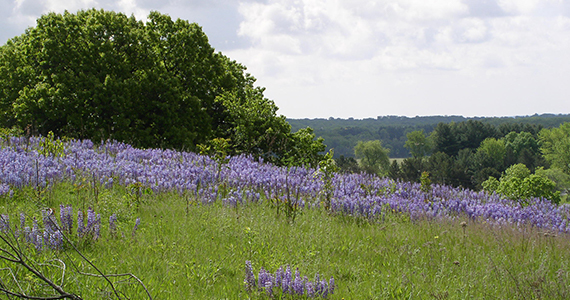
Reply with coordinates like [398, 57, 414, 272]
[2, 183, 570, 299]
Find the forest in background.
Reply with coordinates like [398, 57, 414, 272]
[288, 114, 570, 158]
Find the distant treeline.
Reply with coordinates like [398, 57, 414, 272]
[288, 114, 570, 158]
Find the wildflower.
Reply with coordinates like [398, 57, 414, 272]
[86, 207, 96, 235]
[132, 217, 141, 237]
[282, 265, 292, 294]
[43, 208, 58, 233]
[244, 260, 255, 292]
[0, 214, 9, 233]
[60, 204, 73, 233]
[305, 278, 315, 297]
[264, 280, 273, 297]
[293, 268, 304, 295]
[49, 230, 63, 250]
[31, 218, 42, 250]
[77, 210, 85, 237]
[258, 267, 273, 290]
[94, 213, 101, 240]
[20, 213, 25, 231]
[109, 214, 117, 236]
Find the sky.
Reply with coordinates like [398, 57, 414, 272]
[1, 0, 570, 119]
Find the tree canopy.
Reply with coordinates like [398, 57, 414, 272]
[354, 140, 390, 175]
[539, 122, 570, 175]
[0, 9, 324, 166]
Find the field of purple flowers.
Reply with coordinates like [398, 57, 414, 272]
[2, 134, 570, 298]
[1, 135, 569, 235]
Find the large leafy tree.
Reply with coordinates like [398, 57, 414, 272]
[404, 130, 432, 159]
[0, 9, 323, 165]
[354, 140, 390, 175]
[539, 123, 570, 175]
[482, 163, 560, 204]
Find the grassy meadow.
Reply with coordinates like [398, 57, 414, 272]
[1, 136, 570, 299]
[2, 182, 570, 299]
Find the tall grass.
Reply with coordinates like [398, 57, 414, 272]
[2, 183, 570, 299]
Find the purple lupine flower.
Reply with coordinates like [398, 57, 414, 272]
[109, 214, 117, 236]
[31, 218, 42, 250]
[319, 279, 329, 298]
[282, 265, 292, 294]
[20, 213, 25, 231]
[49, 230, 63, 250]
[329, 276, 335, 295]
[24, 226, 31, 243]
[77, 210, 84, 237]
[293, 268, 304, 295]
[314, 273, 323, 296]
[59, 204, 73, 233]
[132, 217, 141, 237]
[305, 277, 315, 297]
[0, 214, 9, 233]
[244, 260, 255, 292]
[43, 208, 58, 233]
[265, 280, 273, 297]
[93, 213, 101, 240]
[257, 267, 268, 289]
[274, 266, 284, 288]
[86, 207, 96, 235]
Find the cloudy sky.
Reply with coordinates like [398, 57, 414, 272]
[1, 0, 570, 119]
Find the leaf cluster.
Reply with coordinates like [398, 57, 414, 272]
[482, 164, 561, 204]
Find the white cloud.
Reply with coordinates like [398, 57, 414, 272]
[228, 0, 570, 118]
[1, 0, 570, 118]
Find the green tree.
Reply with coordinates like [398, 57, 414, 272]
[431, 122, 460, 157]
[399, 157, 425, 183]
[388, 160, 401, 180]
[504, 131, 544, 171]
[477, 138, 506, 166]
[404, 130, 432, 158]
[426, 152, 452, 185]
[482, 163, 560, 204]
[539, 123, 570, 175]
[0, 9, 324, 166]
[536, 167, 570, 197]
[354, 140, 390, 176]
[336, 155, 361, 174]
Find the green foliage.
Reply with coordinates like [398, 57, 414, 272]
[0, 126, 23, 140]
[404, 130, 432, 158]
[539, 122, 570, 175]
[481, 176, 500, 192]
[535, 167, 570, 196]
[399, 157, 424, 183]
[38, 131, 65, 158]
[388, 159, 401, 179]
[288, 114, 566, 160]
[477, 138, 506, 167]
[316, 150, 338, 211]
[335, 155, 361, 174]
[482, 164, 561, 204]
[282, 127, 326, 168]
[0, 9, 324, 165]
[504, 131, 543, 171]
[420, 171, 432, 194]
[354, 140, 390, 176]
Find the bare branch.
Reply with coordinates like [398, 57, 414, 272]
[0, 231, 82, 300]
[0, 266, 25, 295]
[45, 217, 122, 299]
[0, 287, 75, 300]
[78, 272, 153, 300]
